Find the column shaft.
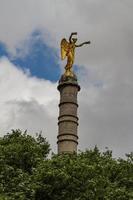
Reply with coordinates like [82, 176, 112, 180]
[57, 81, 80, 154]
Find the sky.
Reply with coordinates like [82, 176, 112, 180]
[0, 0, 133, 157]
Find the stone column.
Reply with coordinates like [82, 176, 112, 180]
[57, 74, 80, 154]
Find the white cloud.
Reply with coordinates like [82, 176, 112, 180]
[0, 0, 133, 157]
[0, 57, 59, 152]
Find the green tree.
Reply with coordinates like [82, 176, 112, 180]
[0, 130, 133, 200]
[0, 129, 50, 199]
[34, 147, 133, 200]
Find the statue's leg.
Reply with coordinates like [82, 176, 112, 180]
[65, 55, 72, 70]
[65, 54, 74, 77]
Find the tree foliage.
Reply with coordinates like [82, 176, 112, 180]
[0, 130, 50, 199]
[0, 130, 133, 200]
[34, 148, 133, 200]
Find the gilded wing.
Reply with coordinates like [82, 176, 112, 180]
[60, 38, 69, 60]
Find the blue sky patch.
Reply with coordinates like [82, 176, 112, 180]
[0, 31, 61, 82]
[0, 42, 8, 57]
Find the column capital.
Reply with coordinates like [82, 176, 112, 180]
[57, 73, 80, 91]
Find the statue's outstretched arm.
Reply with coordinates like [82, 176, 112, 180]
[75, 41, 91, 47]
[69, 32, 77, 42]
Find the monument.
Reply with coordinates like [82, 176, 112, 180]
[57, 32, 90, 154]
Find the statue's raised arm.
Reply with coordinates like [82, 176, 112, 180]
[60, 33, 90, 77]
[69, 32, 77, 43]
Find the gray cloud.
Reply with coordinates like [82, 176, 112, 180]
[5, 99, 58, 153]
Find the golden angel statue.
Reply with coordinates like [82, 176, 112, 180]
[60, 32, 90, 77]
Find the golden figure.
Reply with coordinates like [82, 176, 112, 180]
[61, 32, 90, 76]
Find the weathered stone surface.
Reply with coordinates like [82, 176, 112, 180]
[57, 73, 80, 154]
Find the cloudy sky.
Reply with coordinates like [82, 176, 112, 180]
[0, 0, 133, 157]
